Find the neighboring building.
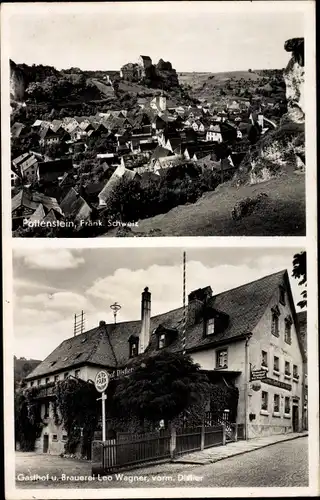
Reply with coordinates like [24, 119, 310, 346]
[39, 125, 60, 147]
[24, 269, 307, 455]
[206, 125, 223, 143]
[12, 153, 39, 184]
[98, 165, 138, 207]
[12, 189, 63, 229]
[60, 187, 92, 225]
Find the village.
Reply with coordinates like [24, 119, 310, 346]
[10, 54, 284, 237]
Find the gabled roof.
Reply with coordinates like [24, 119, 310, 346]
[11, 122, 26, 138]
[60, 187, 91, 218]
[26, 270, 295, 380]
[151, 146, 173, 160]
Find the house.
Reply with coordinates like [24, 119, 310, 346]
[153, 154, 182, 173]
[24, 269, 306, 455]
[11, 169, 20, 187]
[12, 152, 39, 183]
[39, 125, 60, 147]
[60, 187, 92, 224]
[98, 165, 138, 207]
[150, 95, 167, 112]
[12, 188, 63, 228]
[206, 125, 223, 143]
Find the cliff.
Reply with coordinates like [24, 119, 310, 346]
[235, 37, 305, 185]
[10, 59, 26, 102]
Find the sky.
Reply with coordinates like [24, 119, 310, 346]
[5, 2, 305, 72]
[12, 247, 306, 361]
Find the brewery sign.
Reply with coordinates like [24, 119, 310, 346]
[250, 369, 267, 381]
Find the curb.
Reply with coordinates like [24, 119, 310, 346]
[172, 433, 308, 466]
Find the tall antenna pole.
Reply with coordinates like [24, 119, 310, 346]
[182, 251, 187, 355]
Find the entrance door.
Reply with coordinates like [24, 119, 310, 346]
[43, 434, 49, 453]
[292, 405, 299, 432]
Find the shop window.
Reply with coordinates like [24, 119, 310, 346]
[261, 391, 268, 411]
[216, 349, 228, 369]
[273, 394, 280, 413]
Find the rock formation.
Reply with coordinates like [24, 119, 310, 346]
[235, 37, 305, 185]
[10, 59, 26, 102]
[283, 38, 304, 123]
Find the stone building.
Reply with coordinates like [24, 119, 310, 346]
[24, 269, 307, 455]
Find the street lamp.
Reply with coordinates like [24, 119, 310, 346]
[110, 302, 121, 324]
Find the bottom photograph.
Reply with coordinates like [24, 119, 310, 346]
[12, 246, 308, 490]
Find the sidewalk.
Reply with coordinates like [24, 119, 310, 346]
[172, 431, 308, 465]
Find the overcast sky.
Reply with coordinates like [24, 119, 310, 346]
[5, 2, 304, 72]
[13, 247, 305, 360]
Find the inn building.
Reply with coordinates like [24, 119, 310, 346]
[24, 269, 307, 455]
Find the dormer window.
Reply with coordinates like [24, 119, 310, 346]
[279, 286, 286, 305]
[207, 318, 215, 335]
[128, 335, 139, 358]
[158, 333, 166, 350]
[130, 341, 138, 358]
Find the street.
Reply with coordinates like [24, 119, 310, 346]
[14, 437, 308, 489]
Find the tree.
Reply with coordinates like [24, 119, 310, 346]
[292, 251, 307, 308]
[113, 351, 211, 426]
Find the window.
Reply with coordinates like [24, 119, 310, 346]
[293, 365, 299, 380]
[284, 397, 291, 414]
[130, 342, 138, 358]
[285, 361, 291, 377]
[207, 318, 215, 335]
[75, 370, 80, 378]
[62, 435, 67, 442]
[271, 309, 280, 337]
[37, 379, 41, 386]
[30, 381, 34, 387]
[285, 317, 292, 344]
[273, 394, 280, 413]
[52, 434, 58, 442]
[261, 350, 268, 368]
[279, 287, 286, 305]
[158, 333, 166, 350]
[45, 377, 50, 385]
[216, 349, 228, 368]
[273, 356, 280, 372]
[64, 372, 69, 380]
[54, 375, 59, 383]
[261, 391, 268, 411]
[44, 402, 50, 418]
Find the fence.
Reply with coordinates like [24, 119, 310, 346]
[97, 424, 231, 472]
[101, 430, 171, 472]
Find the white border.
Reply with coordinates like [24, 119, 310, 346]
[2, 1, 318, 498]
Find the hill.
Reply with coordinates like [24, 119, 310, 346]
[14, 356, 42, 388]
[104, 169, 305, 237]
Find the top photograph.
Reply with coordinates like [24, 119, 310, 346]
[6, 2, 311, 238]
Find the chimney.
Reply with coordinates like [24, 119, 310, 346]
[99, 320, 106, 327]
[187, 286, 212, 326]
[139, 287, 151, 354]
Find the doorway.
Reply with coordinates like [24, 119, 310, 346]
[292, 405, 299, 432]
[43, 434, 49, 453]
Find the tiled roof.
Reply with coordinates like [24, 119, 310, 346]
[26, 270, 293, 380]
